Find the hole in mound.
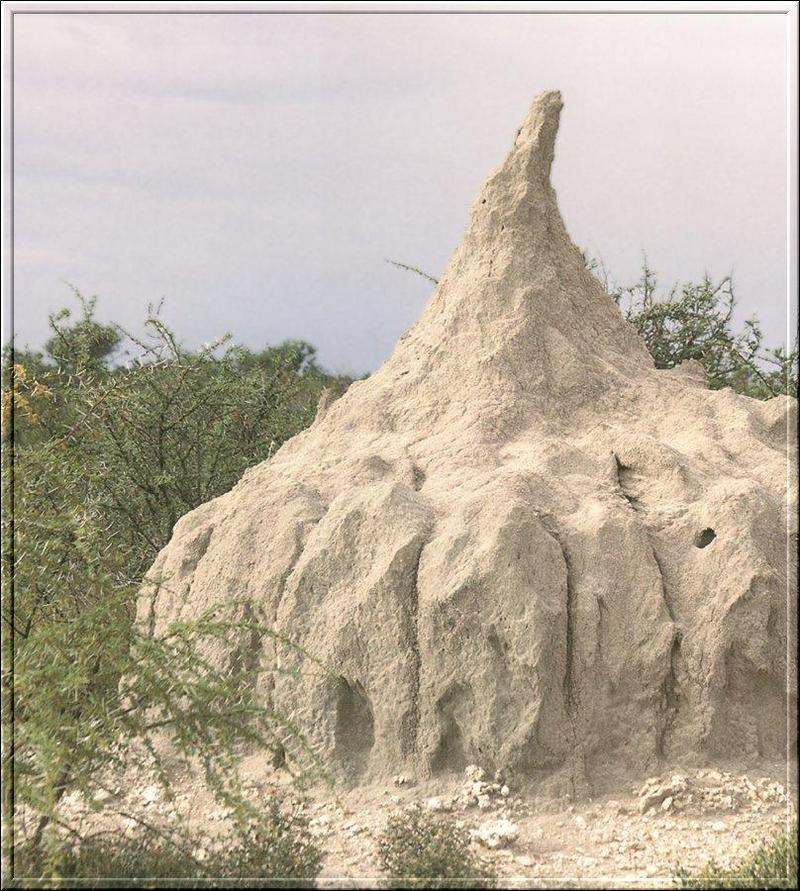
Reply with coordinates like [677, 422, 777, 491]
[431, 717, 466, 776]
[334, 678, 374, 780]
[430, 684, 471, 775]
[695, 527, 716, 549]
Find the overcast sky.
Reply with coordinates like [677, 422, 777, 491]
[9, 10, 794, 374]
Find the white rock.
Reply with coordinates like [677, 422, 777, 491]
[425, 797, 449, 812]
[140, 785, 160, 805]
[471, 818, 519, 849]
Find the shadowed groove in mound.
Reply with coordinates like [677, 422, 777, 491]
[430, 684, 471, 775]
[334, 677, 375, 781]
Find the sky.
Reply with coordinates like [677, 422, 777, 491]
[8, 10, 795, 375]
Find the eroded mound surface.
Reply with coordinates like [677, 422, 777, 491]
[141, 91, 797, 794]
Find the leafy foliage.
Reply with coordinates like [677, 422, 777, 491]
[43, 292, 121, 374]
[604, 258, 797, 398]
[2, 292, 350, 877]
[205, 801, 323, 882]
[377, 809, 492, 888]
[675, 826, 798, 889]
[14, 801, 323, 884]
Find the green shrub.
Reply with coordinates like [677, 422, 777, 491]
[675, 826, 798, 889]
[601, 259, 798, 399]
[15, 834, 203, 883]
[377, 809, 493, 888]
[206, 802, 322, 883]
[3, 293, 348, 870]
[14, 801, 323, 885]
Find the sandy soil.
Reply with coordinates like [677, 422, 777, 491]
[38, 757, 794, 888]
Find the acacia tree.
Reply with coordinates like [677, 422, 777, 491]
[2, 295, 346, 877]
[607, 259, 797, 399]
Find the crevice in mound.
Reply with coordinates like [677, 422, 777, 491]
[225, 598, 264, 686]
[144, 524, 217, 636]
[143, 575, 163, 639]
[657, 630, 682, 759]
[612, 452, 641, 511]
[260, 505, 328, 763]
[651, 548, 676, 623]
[539, 521, 587, 797]
[273, 511, 327, 615]
[334, 677, 375, 781]
[649, 542, 683, 758]
[561, 543, 577, 715]
[406, 539, 426, 758]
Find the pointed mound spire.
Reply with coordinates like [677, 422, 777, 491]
[387, 89, 653, 398]
[474, 89, 564, 215]
[512, 89, 563, 185]
[459, 89, 569, 257]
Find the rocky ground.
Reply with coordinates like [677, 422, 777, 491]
[41, 758, 795, 888]
[310, 764, 793, 888]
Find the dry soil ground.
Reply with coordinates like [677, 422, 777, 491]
[45, 756, 795, 888]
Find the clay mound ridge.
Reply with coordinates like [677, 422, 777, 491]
[141, 91, 797, 794]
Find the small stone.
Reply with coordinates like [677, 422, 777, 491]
[425, 797, 449, 812]
[500, 785, 510, 797]
[471, 818, 519, 849]
[392, 774, 409, 787]
[711, 820, 726, 833]
[140, 785, 160, 805]
[661, 796, 674, 811]
[465, 764, 486, 782]
[515, 855, 533, 867]
[477, 795, 492, 810]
